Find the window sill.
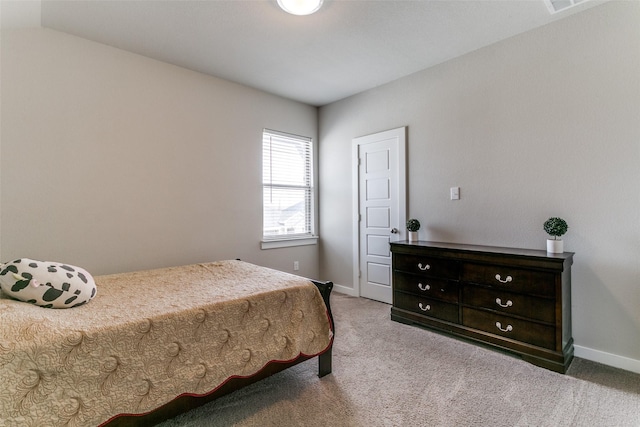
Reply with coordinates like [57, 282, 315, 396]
[261, 236, 319, 250]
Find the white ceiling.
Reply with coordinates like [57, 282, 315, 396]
[40, 0, 602, 106]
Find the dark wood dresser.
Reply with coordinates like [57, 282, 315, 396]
[390, 241, 574, 373]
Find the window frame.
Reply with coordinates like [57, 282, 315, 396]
[261, 129, 318, 250]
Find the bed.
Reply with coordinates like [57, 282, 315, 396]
[0, 260, 334, 426]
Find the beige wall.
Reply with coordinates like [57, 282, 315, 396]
[0, 27, 320, 278]
[319, 1, 640, 370]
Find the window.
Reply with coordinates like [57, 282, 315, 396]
[262, 129, 316, 248]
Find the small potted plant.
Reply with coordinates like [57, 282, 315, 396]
[543, 217, 568, 253]
[406, 218, 420, 242]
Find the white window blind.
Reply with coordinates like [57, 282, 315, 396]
[262, 129, 314, 240]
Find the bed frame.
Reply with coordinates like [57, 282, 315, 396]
[104, 280, 334, 427]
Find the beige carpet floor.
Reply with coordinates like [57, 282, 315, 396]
[157, 294, 640, 427]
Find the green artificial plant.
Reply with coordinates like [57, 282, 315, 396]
[543, 217, 568, 240]
[406, 218, 421, 232]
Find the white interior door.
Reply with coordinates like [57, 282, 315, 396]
[352, 127, 406, 304]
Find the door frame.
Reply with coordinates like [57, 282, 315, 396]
[352, 126, 407, 298]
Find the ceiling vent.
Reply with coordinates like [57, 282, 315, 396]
[543, 0, 591, 14]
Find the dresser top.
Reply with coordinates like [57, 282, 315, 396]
[391, 241, 574, 270]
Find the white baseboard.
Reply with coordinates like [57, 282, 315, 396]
[332, 283, 358, 297]
[574, 345, 640, 374]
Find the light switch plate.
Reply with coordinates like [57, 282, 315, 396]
[450, 187, 460, 200]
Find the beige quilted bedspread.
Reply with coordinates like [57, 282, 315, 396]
[0, 260, 333, 426]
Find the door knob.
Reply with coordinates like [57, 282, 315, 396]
[390, 228, 399, 234]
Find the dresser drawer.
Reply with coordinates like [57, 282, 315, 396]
[393, 272, 459, 303]
[393, 255, 460, 279]
[461, 263, 555, 296]
[463, 286, 555, 323]
[462, 307, 556, 350]
[394, 292, 459, 323]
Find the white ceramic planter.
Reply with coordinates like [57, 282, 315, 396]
[547, 239, 563, 254]
[408, 231, 418, 242]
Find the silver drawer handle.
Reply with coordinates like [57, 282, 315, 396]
[418, 263, 431, 271]
[418, 283, 431, 291]
[495, 298, 513, 308]
[495, 322, 513, 332]
[495, 274, 513, 283]
[419, 303, 431, 311]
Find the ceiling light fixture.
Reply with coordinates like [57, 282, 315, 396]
[277, 0, 323, 16]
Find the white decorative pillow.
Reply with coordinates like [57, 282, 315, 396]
[0, 258, 96, 308]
